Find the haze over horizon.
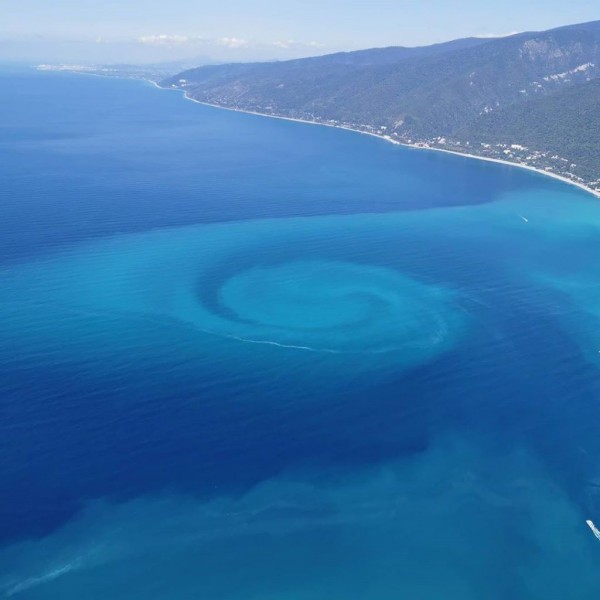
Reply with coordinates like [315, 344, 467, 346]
[1, 0, 599, 64]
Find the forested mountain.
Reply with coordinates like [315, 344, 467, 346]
[163, 21, 600, 192]
[461, 79, 600, 181]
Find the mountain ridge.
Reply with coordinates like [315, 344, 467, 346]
[163, 20, 600, 193]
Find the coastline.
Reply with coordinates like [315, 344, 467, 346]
[152, 81, 600, 200]
[43, 69, 598, 200]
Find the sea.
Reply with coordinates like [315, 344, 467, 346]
[1, 67, 600, 599]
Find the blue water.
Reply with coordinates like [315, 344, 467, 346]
[1, 69, 600, 599]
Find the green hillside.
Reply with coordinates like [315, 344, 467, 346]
[162, 20, 600, 190]
[461, 79, 600, 181]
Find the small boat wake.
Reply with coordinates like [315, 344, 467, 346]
[3, 561, 80, 597]
[1, 543, 107, 598]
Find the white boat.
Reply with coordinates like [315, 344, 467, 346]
[586, 520, 600, 541]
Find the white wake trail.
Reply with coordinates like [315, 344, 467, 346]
[4, 561, 81, 597]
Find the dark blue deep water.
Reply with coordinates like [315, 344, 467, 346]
[1, 69, 600, 599]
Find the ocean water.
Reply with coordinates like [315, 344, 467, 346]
[1, 69, 600, 599]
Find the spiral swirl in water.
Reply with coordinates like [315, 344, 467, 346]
[178, 260, 463, 356]
[3, 217, 468, 369]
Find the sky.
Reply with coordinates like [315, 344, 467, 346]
[1, 0, 599, 64]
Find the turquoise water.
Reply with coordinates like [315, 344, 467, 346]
[1, 70, 600, 598]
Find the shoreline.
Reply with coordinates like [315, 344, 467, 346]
[152, 81, 600, 200]
[44, 69, 598, 200]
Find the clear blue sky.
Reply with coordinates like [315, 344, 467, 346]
[1, 0, 598, 63]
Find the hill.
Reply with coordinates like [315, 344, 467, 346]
[459, 79, 600, 183]
[162, 21, 600, 192]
